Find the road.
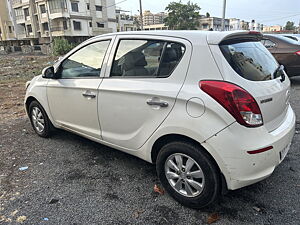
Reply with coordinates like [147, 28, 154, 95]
[1, 77, 300, 225]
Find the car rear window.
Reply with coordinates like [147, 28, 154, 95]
[220, 41, 281, 81]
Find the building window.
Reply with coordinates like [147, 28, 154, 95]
[42, 22, 49, 31]
[86, 3, 90, 10]
[89, 21, 92, 27]
[96, 22, 104, 28]
[27, 24, 32, 33]
[95, 5, 102, 11]
[40, 4, 46, 13]
[8, 26, 13, 33]
[73, 21, 81, 30]
[24, 8, 29, 17]
[63, 20, 68, 30]
[71, 2, 79, 12]
[49, 0, 67, 14]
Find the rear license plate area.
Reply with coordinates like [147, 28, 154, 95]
[279, 143, 291, 161]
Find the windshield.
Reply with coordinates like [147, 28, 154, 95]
[220, 41, 281, 81]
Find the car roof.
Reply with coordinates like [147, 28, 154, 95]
[91, 30, 253, 45]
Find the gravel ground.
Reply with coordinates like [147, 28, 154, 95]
[0, 76, 300, 224]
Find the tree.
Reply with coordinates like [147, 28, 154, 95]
[206, 12, 210, 18]
[285, 21, 295, 30]
[164, 1, 201, 30]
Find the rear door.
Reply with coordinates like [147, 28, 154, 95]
[209, 35, 290, 132]
[97, 35, 191, 149]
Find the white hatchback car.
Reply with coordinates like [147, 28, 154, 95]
[25, 31, 296, 208]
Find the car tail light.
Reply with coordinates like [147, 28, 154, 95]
[199, 81, 263, 127]
[295, 50, 300, 56]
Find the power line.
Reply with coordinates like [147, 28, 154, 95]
[104, 0, 128, 9]
[260, 13, 300, 23]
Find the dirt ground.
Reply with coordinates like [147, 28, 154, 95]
[0, 54, 57, 122]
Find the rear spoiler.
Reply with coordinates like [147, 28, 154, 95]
[207, 31, 263, 45]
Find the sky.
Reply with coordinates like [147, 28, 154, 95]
[116, 0, 300, 26]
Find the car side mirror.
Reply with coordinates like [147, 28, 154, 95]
[42, 66, 55, 79]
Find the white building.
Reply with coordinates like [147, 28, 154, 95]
[229, 18, 241, 31]
[10, 0, 117, 44]
[249, 20, 261, 31]
[115, 9, 137, 32]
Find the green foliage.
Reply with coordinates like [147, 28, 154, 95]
[206, 12, 210, 18]
[52, 38, 75, 56]
[285, 21, 295, 30]
[164, 1, 201, 30]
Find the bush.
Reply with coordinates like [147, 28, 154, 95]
[52, 38, 75, 56]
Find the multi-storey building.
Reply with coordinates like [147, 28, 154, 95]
[142, 10, 166, 26]
[0, 0, 17, 41]
[229, 18, 241, 31]
[198, 16, 230, 31]
[115, 9, 137, 32]
[262, 25, 283, 32]
[240, 20, 249, 30]
[10, 0, 117, 44]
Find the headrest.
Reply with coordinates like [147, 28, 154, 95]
[162, 48, 178, 63]
[123, 52, 147, 71]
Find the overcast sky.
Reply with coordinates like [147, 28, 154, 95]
[117, 0, 300, 26]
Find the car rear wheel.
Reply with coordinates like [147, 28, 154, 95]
[156, 141, 220, 208]
[29, 100, 53, 138]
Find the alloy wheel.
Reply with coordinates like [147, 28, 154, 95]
[164, 153, 205, 197]
[31, 106, 45, 133]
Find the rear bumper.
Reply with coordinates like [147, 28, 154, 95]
[203, 105, 296, 190]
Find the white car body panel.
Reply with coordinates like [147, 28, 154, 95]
[24, 31, 296, 191]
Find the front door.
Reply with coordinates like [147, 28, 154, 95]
[98, 36, 191, 149]
[47, 39, 111, 139]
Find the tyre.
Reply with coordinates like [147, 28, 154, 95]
[29, 100, 53, 138]
[156, 141, 220, 208]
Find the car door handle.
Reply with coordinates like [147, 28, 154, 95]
[82, 91, 96, 98]
[146, 98, 169, 107]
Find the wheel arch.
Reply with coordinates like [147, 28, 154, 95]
[25, 96, 38, 115]
[151, 133, 228, 193]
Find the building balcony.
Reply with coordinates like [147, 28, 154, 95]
[92, 27, 113, 35]
[15, 16, 25, 24]
[12, 0, 29, 8]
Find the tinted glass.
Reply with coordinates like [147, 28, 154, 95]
[59, 41, 110, 78]
[110, 39, 185, 78]
[158, 42, 185, 77]
[220, 41, 281, 81]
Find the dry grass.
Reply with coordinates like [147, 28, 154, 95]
[0, 54, 57, 122]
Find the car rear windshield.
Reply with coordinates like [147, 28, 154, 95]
[220, 41, 281, 81]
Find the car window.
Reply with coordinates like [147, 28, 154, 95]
[262, 39, 276, 48]
[220, 41, 281, 81]
[59, 40, 110, 78]
[110, 39, 185, 78]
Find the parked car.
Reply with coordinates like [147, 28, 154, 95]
[281, 34, 300, 43]
[25, 31, 295, 208]
[261, 34, 300, 77]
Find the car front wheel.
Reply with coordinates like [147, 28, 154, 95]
[29, 100, 53, 138]
[156, 141, 221, 208]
